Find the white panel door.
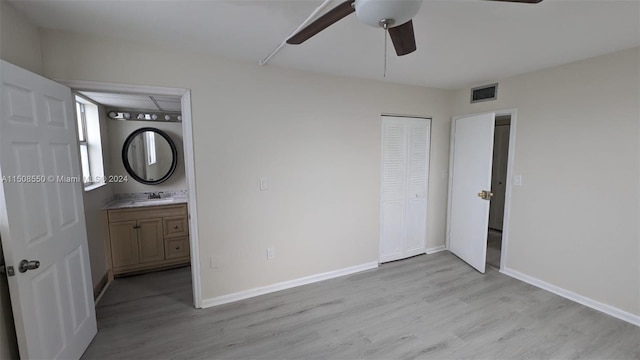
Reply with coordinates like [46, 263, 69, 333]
[448, 112, 495, 273]
[0, 60, 97, 359]
[380, 116, 430, 263]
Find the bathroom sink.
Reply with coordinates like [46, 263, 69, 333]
[129, 198, 175, 206]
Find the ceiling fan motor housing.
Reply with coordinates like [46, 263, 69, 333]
[354, 0, 423, 28]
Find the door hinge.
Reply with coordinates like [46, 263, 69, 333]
[0, 265, 15, 276]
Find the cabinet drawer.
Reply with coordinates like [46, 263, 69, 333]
[165, 237, 190, 259]
[164, 216, 188, 238]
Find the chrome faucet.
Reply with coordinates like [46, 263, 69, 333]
[148, 192, 162, 199]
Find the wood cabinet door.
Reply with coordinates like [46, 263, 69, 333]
[137, 218, 165, 263]
[109, 221, 139, 267]
[163, 215, 189, 238]
[165, 237, 190, 260]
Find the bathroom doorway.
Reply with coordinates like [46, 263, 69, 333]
[60, 80, 202, 309]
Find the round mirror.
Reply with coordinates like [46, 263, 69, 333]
[122, 127, 177, 185]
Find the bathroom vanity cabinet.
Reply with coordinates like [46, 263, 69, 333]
[103, 203, 190, 277]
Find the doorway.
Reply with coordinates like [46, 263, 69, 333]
[447, 109, 516, 273]
[486, 115, 511, 269]
[59, 80, 202, 309]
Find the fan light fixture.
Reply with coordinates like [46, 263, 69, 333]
[355, 0, 423, 28]
[263, 0, 541, 64]
[107, 111, 182, 122]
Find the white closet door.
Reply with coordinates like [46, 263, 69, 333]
[380, 118, 408, 263]
[404, 119, 430, 257]
[380, 116, 430, 263]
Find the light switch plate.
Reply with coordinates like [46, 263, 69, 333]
[513, 175, 522, 186]
[260, 177, 269, 191]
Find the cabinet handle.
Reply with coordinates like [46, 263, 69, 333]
[175, 246, 180, 250]
[173, 226, 179, 229]
[133, 225, 140, 229]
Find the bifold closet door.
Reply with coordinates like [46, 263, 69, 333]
[380, 116, 430, 263]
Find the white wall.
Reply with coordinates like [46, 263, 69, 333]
[107, 119, 186, 194]
[452, 47, 640, 316]
[0, 1, 41, 357]
[39, 29, 453, 300]
[0, 0, 43, 75]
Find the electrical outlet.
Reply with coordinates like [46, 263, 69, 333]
[266, 247, 275, 260]
[210, 256, 218, 269]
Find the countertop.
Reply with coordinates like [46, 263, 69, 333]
[103, 196, 188, 210]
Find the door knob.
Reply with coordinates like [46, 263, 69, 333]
[477, 190, 494, 200]
[18, 259, 40, 273]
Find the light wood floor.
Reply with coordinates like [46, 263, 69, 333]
[83, 252, 639, 359]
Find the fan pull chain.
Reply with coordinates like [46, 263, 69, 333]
[383, 29, 388, 78]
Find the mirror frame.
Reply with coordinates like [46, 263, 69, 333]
[122, 127, 178, 185]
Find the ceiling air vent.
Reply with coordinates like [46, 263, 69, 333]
[470, 83, 498, 103]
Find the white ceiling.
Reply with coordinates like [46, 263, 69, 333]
[10, 0, 640, 89]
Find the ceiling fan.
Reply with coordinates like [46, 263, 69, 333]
[286, 0, 543, 56]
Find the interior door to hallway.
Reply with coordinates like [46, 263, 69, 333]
[447, 112, 495, 273]
[380, 116, 431, 263]
[0, 60, 97, 359]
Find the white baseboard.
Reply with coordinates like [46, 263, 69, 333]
[426, 245, 446, 254]
[502, 267, 640, 327]
[94, 279, 111, 306]
[202, 261, 379, 308]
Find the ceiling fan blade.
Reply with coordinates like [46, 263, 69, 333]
[388, 20, 417, 56]
[486, 0, 543, 3]
[286, 0, 355, 45]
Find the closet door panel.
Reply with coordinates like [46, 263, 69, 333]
[380, 121, 407, 203]
[380, 201, 406, 262]
[405, 120, 430, 256]
[380, 119, 408, 262]
[405, 197, 427, 256]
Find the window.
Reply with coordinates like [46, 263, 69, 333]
[76, 102, 91, 182]
[74, 95, 105, 190]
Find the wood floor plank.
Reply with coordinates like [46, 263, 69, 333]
[82, 253, 639, 359]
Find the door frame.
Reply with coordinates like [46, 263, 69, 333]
[445, 108, 517, 271]
[54, 79, 203, 308]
